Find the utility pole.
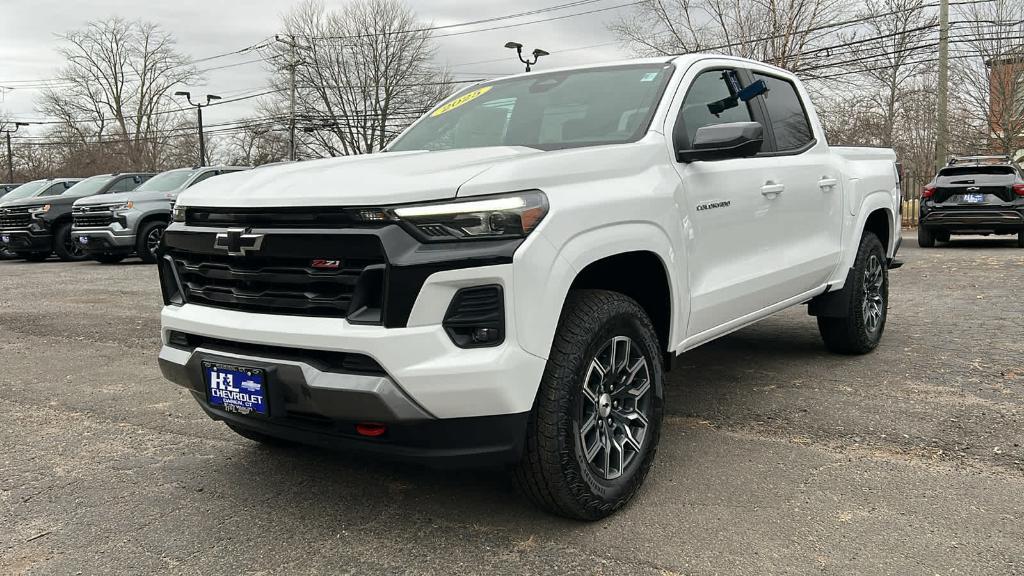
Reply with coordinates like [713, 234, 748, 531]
[275, 34, 301, 161]
[935, 0, 949, 171]
[1, 122, 28, 182]
[174, 91, 221, 166]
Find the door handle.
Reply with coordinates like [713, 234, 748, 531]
[761, 183, 785, 197]
[818, 177, 838, 190]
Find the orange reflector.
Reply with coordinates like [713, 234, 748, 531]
[355, 422, 387, 437]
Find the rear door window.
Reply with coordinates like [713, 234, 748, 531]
[751, 73, 813, 151]
[108, 177, 135, 193]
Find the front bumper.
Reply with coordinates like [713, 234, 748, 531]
[0, 229, 52, 253]
[72, 226, 136, 255]
[158, 342, 529, 467]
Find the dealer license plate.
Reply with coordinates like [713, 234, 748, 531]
[963, 193, 984, 203]
[204, 362, 268, 416]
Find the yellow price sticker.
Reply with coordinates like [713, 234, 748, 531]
[431, 86, 493, 117]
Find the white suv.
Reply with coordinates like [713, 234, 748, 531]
[156, 55, 901, 519]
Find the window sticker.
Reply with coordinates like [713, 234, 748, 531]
[431, 86, 494, 117]
[640, 72, 659, 82]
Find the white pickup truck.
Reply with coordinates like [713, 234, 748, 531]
[156, 55, 901, 520]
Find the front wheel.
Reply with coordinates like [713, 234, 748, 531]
[515, 289, 664, 520]
[136, 221, 167, 264]
[817, 232, 888, 355]
[54, 223, 88, 261]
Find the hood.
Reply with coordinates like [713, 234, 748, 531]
[175, 147, 542, 208]
[74, 190, 172, 206]
[3, 192, 85, 209]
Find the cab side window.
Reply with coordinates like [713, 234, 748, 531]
[751, 73, 813, 151]
[677, 69, 754, 148]
[187, 171, 218, 187]
[39, 183, 65, 197]
[108, 177, 135, 193]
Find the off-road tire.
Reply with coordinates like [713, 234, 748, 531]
[515, 289, 664, 521]
[817, 232, 888, 355]
[917, 226, 935, 248]
[53, 222, 88, 261]
[136, 221, 167, 264]
[94, 254, 126, 264]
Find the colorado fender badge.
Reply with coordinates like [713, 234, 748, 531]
[696, 200, 731, 212]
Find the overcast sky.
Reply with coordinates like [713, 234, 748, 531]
[0, 0, 634, 132]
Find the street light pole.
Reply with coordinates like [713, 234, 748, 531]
[504, 42, 550, 72]
[174, 91, 221, 166]
[1, 122, 28, 182]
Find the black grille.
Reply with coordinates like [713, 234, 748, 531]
[0, 209, 31, 229]
[74, 212, 116, 228]
[169, 250, 383, 318]
[186, 206, 389, 229]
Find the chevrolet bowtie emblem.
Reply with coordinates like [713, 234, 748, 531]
[214, 228, 265, 256]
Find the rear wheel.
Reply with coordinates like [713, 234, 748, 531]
[136, 221, 167, 264]
[515, 290, 664, 520]
[94, 254, 126, 264]
[53, 223, 88, 261]
[917, 226, 935, 248]
[817, 232, 888, 355]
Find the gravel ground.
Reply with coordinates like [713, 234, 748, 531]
[1, 235, 1022, 575]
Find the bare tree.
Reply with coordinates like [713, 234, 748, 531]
[268, 0, 453, 157]
[953, 0, 1024, 159]
[39, 18, 198, 170]
[609, 0, 848, 71]
[826, 0, 936, 147]
[223, 119, 290, 166]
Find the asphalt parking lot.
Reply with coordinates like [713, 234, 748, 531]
[1, 236, 1023, 575]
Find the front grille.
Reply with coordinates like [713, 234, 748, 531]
[0, 209, 32, 229]
[168, 250, 384, 318]
[73, 212, 116, 228]
[186, 206, 390, 229]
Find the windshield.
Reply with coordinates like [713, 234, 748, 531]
[134, 169, 196, 192]
[0, 180, 49, 202]
[64, 174, 116, 197]
[389, 63, 674, 153]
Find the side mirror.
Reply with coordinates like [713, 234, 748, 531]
[678, 122, 764, 162]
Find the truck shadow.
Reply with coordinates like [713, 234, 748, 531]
[934, 237, 1021, 248]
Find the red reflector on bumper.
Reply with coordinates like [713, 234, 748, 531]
[355, 422, 387, 437]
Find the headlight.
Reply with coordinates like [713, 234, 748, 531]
[29, 204, 50, 217]
[389, 191, 548, 241]
[172, 203, 186, 222]
[111, 200, 134, 212]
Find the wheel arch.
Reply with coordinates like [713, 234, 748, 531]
[515, 223, 685, 366]
[137, 211, 171, 230]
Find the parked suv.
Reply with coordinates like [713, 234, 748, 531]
[0, 178, 83, 260]
[0, 173, 153, 261]
[918, 156, 1024, 247]
[157, 56, 902, 519]
[73, 166, 249, 264]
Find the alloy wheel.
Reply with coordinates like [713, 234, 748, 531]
[862, 254, 885, 334]
[146, 226, 165, 258]
[577, 335, 652, 480]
